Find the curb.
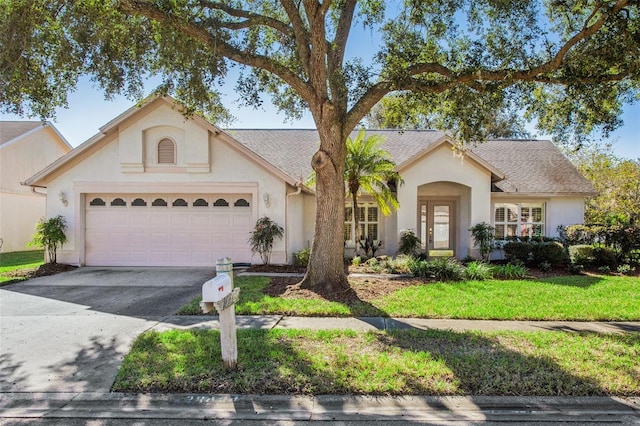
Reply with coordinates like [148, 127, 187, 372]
[1, 393, 638, 422]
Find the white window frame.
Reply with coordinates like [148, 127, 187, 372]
[494, 202, 545, 240]
[344, 202, 380, 246]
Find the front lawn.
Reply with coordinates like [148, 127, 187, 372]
[113, 329, 640, 395]
[178, 274, 640, 321]
[0, 250, 44, 283]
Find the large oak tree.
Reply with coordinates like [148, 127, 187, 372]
[1, 1, 639, 293]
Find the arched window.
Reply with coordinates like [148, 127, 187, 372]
[89, 198, 106, 206]
[193, 198, 209, 207]
[234, 198, 250, 207]
[157, 138, 176, 164]
[152, 198, 168, 207]
[110, 198, 126, 207]
[172, 198, 188, 207]
[213, 198, 230, 207]
[132, 198, 147, 207]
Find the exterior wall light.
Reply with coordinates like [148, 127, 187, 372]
[59, 191, 68, 207]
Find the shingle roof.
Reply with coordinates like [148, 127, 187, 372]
[229, 129, 594, 195]
[0, 121, 43, 146]
[472, 139, 596, 194]
[228, 129, 446, 182]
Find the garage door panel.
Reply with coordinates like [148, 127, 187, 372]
[233, 215, 252, 227]
[86, 193, 253, 266]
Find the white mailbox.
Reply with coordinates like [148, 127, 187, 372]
[202, 274, 232, 303]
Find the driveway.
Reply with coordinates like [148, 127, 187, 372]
[0, 267, 214, 393]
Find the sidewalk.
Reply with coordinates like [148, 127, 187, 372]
[153, 314, 640, 334]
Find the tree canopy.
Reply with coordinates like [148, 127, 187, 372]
[2, 0, 639, 292]
[567, 148, 640, 224]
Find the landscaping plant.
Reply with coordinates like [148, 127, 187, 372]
[397, 229, 421, 257]
[248, 217, 284, 265]
[469, 222, 495, 261]
[28, 215, 67, 264]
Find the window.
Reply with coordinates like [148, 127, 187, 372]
[157, 138, 176, 164]
[494, 203, 545, 240]
[213, 198, 229, 207]
[152, 198, 168, 207]
[193, 198, 209, 207]
[110, 198, 126, 207]
[172, 198, 188, 207]
[344, 203, 379, 245]
[89, 198, 106, 206]
[131, 198, 147, 207]
[234, 198, 250, 207]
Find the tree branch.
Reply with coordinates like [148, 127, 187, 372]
[197, 0, 292, 35]
[280, 0, 312, 76]
[302, 0, 328, 103]
[118, 0, 315, 102]
[329, 0, 356, 76]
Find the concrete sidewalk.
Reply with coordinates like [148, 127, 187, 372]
[153, 314, 640, 334]
[2, 392, 639, 424]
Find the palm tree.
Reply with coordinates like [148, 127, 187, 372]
[345, 130, 403, 256]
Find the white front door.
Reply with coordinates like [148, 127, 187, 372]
[85, 194, 253, 266]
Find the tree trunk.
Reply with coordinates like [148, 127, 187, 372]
[351, 190, 360, 257]
[299, 117, 350, 294]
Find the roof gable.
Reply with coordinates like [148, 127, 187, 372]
[0, 121, 42, 146]
[24, 97, 300, 188]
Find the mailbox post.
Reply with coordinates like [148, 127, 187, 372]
[200, 257, 240, 370]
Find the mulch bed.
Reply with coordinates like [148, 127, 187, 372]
[261, 272, 424, 304]
[2, 263, 77, 282]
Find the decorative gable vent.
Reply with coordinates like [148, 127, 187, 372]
[157, 138, 176, 164]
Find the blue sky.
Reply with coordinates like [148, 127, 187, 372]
[1, 75, 638, 159]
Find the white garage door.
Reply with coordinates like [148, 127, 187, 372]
[85, 194, 253, 266]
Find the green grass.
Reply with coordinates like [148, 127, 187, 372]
[178, 274, 640, 321]
[376, 275, 640, 321]
[0, 250, 44, 283]
[113, 329, 640, 396]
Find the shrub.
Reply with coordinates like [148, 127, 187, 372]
[464, 261, 494, 280]
[492, 263, 528, 279]
[427, 257, 465, 282]
[592, 246, 617, 268]
[352, 256, 362, 267]
[598, 265, 611, 274]
[568, 245, 594, 266]
[408, 258, 431, 279]
[293, 248, 310, 268]
[248, 217, 284, 264]
[28, 215, 67, 264]
[383, 255, 413, 274]
[617, 264, 636, 275]
[531, 241, 566, 266]
[397, 229, 421, 256]
[569, 263, 585, 274]
[503, 241, 533, 264]
[469, 222, 495, 261]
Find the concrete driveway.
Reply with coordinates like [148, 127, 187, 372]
[0, 267, 214, 393]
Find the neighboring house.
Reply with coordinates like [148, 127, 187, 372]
[1, 121, 72, 253]
[25, 97, 595, 266]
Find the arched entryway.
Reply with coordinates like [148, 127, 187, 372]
[417, 182, 471, 259]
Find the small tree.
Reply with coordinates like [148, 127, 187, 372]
[248, 217, 284, 265]
[397, 229, 421, 257]
[28, 215, 67, 264]
[469, 222, 495, 262]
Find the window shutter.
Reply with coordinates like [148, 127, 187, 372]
[158, 139, 175, 164]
